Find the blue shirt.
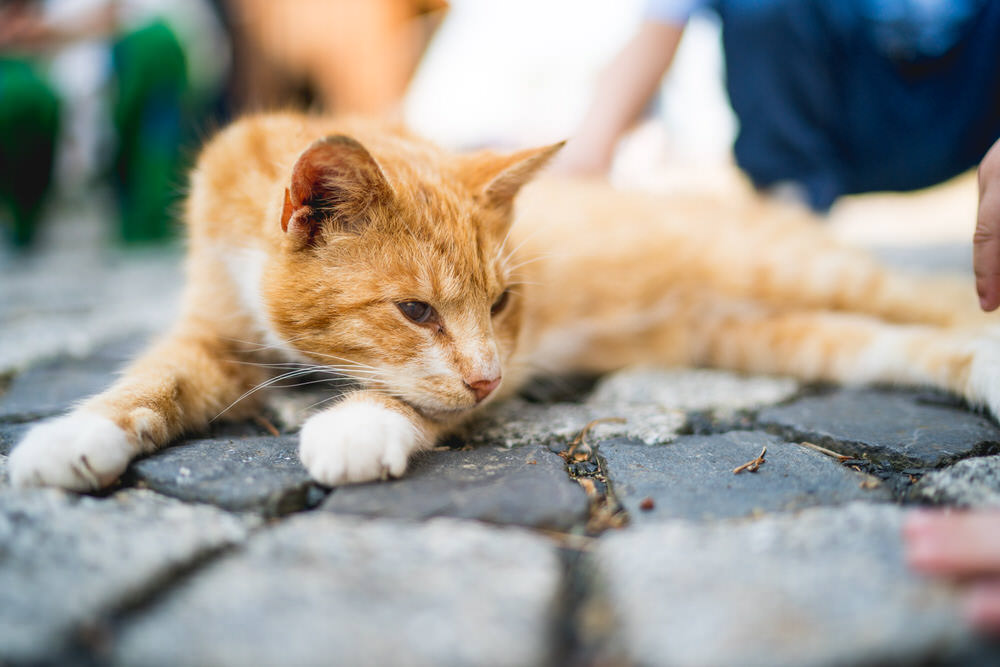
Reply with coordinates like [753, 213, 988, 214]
[645, 0, 986, 57]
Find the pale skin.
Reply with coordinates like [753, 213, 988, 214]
[553, 20, 684, 175]
[905, 138, 1000, 635]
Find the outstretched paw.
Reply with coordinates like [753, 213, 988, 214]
[9, 412, 136, 491]
[299, 399, 423, 486]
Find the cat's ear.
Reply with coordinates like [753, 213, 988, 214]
[280, 135, 393, 249]
[464, 141, 566, 209]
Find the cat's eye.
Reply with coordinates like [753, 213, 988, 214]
[491, 289, 510, 316]
[397, 301, 438, 325]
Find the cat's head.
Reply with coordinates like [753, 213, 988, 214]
[263, 133, 562, 421]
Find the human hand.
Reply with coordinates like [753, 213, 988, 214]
[973, 139, 1000, 311]
[904, 510, 1000, 634]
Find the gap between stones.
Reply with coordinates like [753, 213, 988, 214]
[64, 538, 254, 665]
[22, 376, 1000, 664]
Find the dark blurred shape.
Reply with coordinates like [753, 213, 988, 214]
[717, 0, 1000, 211]
[110, 20, 189, 243]
[0, 56, 59, 246]
[563, 0, 1000, 212]
[0, 0, 229, 247]
[0, 0, 448, 250]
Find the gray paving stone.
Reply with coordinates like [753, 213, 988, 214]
[465, 397, 685, 449]
[113, 514, 561, 667]
[127, 435, 323, 516]
[0, 421, 31, 455]
[0, 243, 180, 374]
[601, 431, 890, 522]
[911, 455, 1000, 508]
[757, 389, 1000, 468]
[322, 443, 588, 530]
[0, 336, 146, 422]
[589, 367, 799, 411]
[586, 503, 991, 667]
[872, 243, 972, 274]
[0, 488, 254, 664]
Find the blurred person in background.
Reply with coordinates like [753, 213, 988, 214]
[558, 0, 1000, 213]
[0, 0, 228, 247]
[223, 0, 447, 115]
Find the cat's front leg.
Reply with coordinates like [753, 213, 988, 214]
[9, 330, 263, 491]
[299, 392, 440, 486]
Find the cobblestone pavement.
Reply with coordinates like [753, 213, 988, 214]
[3, 232, 1000, 666]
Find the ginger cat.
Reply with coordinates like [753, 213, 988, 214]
[9, 112, 1000, 490]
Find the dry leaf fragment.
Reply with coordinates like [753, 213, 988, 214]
[733, 446, 767, 474]
[797, 440, 850, 462]
[563, 417, 626, 461]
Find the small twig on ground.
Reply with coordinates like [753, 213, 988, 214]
[797, 440, 851, 462]
[254, 414, 280, 437]
[564, 417, 626, 461]
[733, 445, 767, 474]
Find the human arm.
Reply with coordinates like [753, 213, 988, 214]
[973, 138, 1000, 311]
[554, 19, 685, 176]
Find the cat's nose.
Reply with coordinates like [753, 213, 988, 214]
[465, 376, 501, 403]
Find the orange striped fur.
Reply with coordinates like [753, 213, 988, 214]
[10, 112, 999, 490]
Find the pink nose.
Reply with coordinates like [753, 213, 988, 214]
[465, 376, 501, 402]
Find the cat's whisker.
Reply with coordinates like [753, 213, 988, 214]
[503, 253, 557, 274]
[267, 376, 357, 390]
[301, 393, 346, 413]
[493, 223, 518, 264]
[220, 334, 311, 350]
[213, 368, 326, 420]
[301, 350, 382, 371]
[499, 228, 545, 267]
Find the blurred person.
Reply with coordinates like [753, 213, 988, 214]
[224, 0, 447, 115]
[557, 0, 1000, 212]
[0, 0, 228, 247]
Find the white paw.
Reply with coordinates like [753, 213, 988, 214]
[299, 400, 422, 486]
[9, 413, 136, 491]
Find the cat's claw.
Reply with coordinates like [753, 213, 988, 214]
[299, 399, 422, 486]
[9, 412, 136, 491]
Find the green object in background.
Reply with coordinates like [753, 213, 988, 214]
[0, 59, 60, 247]
[111, 20, 191, 243]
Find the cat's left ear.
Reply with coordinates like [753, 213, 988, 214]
[465, 141, 566, 210]
[281, 135, 393, 250]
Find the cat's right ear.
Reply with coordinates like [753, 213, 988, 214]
[280, 135, 393, 250]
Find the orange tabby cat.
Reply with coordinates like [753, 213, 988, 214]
[9, 112, 998, 490]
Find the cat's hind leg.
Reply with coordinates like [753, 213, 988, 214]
[9, 327, 264, 491]
[699, 310, 1000, 414]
